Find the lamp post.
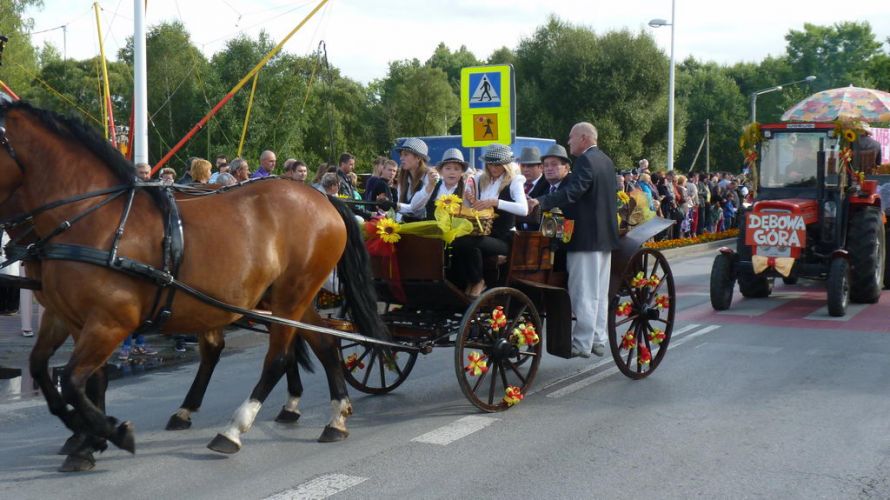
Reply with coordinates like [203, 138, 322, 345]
[749, 75, 816, 123]
[648, 0, 675, 171]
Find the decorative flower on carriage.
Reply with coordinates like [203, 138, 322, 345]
[344, 353, 365, 372]
[465, 352, 489, 377]
[638, 344, 652, 365]
[488, 306, 507, 331]
[630, 271, 648, 289]
[383, 352, 399, 372]
[655, 294, 670, 309]
[510, 322, 539, 347]
[434, 194, 462, 215]
[375, 217, 402, 244]
[648, 328, 666, 345]
[616, 302, 632, 317]
[621, 330, 635, 350]
[648, 274, 661, 288]
[503, 386, 524, 406]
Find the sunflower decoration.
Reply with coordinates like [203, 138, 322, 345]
[503, 386, 524, 407]
[435, 194, 462, 215]
[843, 129, 857, 143]
[376, 217, 401, 244]
[617, 190, 630, 206]
[739, 122, 762, 197]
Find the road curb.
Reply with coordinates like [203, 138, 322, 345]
[659, 238, 735, 261]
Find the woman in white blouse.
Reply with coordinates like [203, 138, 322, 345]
[453, 144, 528, 297]
[395, 138, 438, 221]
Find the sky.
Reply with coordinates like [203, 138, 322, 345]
[20, 0, 890, 85]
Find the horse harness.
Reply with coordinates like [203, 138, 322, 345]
[0, 124, 413, 349]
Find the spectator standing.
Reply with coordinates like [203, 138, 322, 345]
[251, 150, 276, 179]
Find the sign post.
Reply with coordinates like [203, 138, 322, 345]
[460, 65, 515, 149]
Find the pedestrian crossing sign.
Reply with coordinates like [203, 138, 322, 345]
[460, 65, 514, 147]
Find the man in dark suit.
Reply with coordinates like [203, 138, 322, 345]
[529, 122, 619, 358]
[517, 146, 549, 230]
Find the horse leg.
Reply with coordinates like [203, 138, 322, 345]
[307, 332, 352, 443]
[166, 328, 225, 431]
[58, 327, 135, 472]
[207, 323, 298, 454]
[273, 337, 303, 424]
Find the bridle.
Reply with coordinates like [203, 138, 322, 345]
[0, 113, 26, 175]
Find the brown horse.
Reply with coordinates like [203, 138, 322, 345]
[0, 101, 388, 471]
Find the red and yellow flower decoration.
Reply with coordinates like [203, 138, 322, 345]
[503, 386, 524, 406]
[648, 328, 666, 345]
[488, 306, 507, 331]
[345, 353, 365, 372]
[511, 322, 539, 347]
[655, 294, 670, 309]
[630, 271, 648, 288]
[638, 344, 652, 365]
[465, 352, 488, 377]
[616, 302, 632, 316]
[621, 330, 635, 350]
[648, 274, 661, 288]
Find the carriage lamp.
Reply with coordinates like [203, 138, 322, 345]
[541, 209, 567, 240]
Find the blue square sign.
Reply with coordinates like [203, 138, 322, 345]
[468, 72, 501, 109]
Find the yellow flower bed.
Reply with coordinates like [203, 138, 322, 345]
[643, 228, 739, 250]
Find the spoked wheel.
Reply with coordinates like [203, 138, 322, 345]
[338, 339, 418, 395]
[609, 248, 676, 379]
[454, 287, 542, 412]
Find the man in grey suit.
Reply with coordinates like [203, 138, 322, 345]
[529, 122, 619, 357]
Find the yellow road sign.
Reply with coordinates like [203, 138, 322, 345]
[461, 65, 514, 148]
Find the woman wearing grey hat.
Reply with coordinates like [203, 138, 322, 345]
[424, 148, 468, 220]
[453, 143, 529, 297]
[395, 137, 439, 221]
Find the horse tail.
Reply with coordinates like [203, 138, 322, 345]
[327, 196, 391, 341]
[292, 335, 314, 373]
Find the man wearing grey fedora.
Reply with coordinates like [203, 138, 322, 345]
[529, 122, 619, 358]
[516, 146, 549, 231]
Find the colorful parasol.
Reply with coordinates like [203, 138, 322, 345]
[781, 86, 890, 123]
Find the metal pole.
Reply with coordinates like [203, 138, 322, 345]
[666, 0, 675, 171]
[750, 93, 757, 123]
[133, 0, 149, 164]
[705, 118, 710, 173]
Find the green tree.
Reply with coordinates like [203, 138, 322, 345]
[376, 59, 459, 141]
[0, 0, 41, 97]
[425, 42, 480, 94]
[487, 46, 516, 66]
[514, 16, 683, 168]
[785, 22, 884, 89]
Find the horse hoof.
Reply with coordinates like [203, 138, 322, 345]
[207, 433, 241, 454]
[111, 421, 136, 454]
[58, 451, 95, 473]
[317, 426, 349, 443]
[274, 408, 301, 424]
[165, 413, 192, 431]
[58, 433, 86, 455]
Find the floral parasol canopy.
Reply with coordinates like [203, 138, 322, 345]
[781, 85, 890, 123]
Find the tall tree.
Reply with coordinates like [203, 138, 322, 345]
[785, 22, 884, 89]
[0, 0, 41, 97]
[376, 59, 459, 141]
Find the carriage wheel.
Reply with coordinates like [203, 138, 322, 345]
[454, 287, 542, 412]
[338, 339, 418, 395]
[608, 248, 675, 380]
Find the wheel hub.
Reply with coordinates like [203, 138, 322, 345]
[490, 338, 517, 362]
[645, 306, 660, 320]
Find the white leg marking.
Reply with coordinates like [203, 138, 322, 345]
[174, 408, 192, 420]
[221, 399, 262, 445]
[284, 395, 301, 414]
[328, 399, 352, 431]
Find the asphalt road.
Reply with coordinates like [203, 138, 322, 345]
[2, 250, 890, 499]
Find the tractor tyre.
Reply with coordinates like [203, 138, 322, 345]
[827, 258, 850, 317]
[710, 253, 735, 311]
[847, 206, 885, 303]
[738, 272, 772, 298]
[782, 276, 798, 285]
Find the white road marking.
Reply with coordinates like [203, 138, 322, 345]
[411, 415, 498, 446]
[804, 303, 869, 321]
[528, 323, 701, 397]
[546, 324, 720, 399]
[264, 474, 367, 500]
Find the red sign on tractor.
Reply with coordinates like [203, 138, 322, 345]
[745, 212, 807, 248]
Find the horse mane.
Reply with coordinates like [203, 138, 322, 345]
[0, 100, 136, 186]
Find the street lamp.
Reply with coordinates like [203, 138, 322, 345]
[749, 75, 816, 123]
[649, 0, 675, 171]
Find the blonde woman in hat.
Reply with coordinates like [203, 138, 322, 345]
[395, 138, 439, 221]
[424, 148, 467, 220]
[453, 143, 528, 297]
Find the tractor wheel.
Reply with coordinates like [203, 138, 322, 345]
[738, 271, 772, 298]
[709, 253, 735, 310]
[827, 258, 850, 317]
[782, 276, 798, 285]
[847, 206, 885, 303]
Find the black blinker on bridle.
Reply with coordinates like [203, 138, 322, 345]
[0, 113, 26, 174]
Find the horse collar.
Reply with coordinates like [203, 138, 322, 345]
[0, 116, 26, 174]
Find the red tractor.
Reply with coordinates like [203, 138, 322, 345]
[710, 122, 886, 316]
